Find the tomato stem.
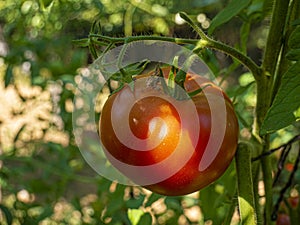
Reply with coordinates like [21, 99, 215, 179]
[178, 12, 262, 81]
[256, 0, 293, 224]
[235, 142, 258, 225]
[88, 22, 262, 80]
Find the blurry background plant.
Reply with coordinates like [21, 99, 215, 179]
[0, 0, 299, 224]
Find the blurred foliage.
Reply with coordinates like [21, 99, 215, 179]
[0, 0, 299, 224]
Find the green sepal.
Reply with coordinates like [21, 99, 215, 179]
[188, 84, 212, 98]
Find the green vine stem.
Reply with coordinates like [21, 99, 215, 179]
[235, 142, 257, 225]
[88, 33, 197, 45]
[251, 143, 264, 224]
[89, 13, 262, 80]
[178, 12, 262, 81]
[257, 0, 292, 224]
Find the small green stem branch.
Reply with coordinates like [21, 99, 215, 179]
[178, 12, 262, 80]
[90, 13, 262, 80]
[89, 33, 198, 46]
[235, 142, 257, 225]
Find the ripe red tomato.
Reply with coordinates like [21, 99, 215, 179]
[288, 196, 299, 208]
[276, 214, 290, 225]
[99, 67, 239, 196]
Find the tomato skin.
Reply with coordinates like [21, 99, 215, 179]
[276, 214, 291, 225]
[288, 196, 299, 209]
[100, 68, 239, 196]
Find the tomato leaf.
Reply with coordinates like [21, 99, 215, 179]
[40, 0, 53, 8]
[174, 69, 186, 86]
[4, 64, 13, 87]
[137, 212, 152, 225]
[127, 209, 144, 225]
[198, 48, 220, 76]
[0, 204, 13, 225]
[240, 21, 251, 53]
[164, 197, 183, 214]
[261, 62, 300, 135]
[36, 205, 54, 221]
[286, 49, 300, 61]
[288, 26, 300, 49]
[199, 162, 236, 224]
[292, 19, 300, 26]
[208, 0, 251, 35]
[144, 193, 163, 207]
[126, 195, 145, 209]
[112, 60, 149, 81]
[72, 38, 90, 47]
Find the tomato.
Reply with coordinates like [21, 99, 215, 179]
[288, 196, 299, 209]
[276, 214, 290, 225]
[285, 163, 294, 172]
[99, 67, 239, 196]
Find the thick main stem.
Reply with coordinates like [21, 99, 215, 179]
[256, 0, 291, 224]
[255, 0, 290, 132]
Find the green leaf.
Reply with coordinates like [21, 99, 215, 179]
[105, 185, 126, 217]
[246, 0, 263, 16]
[164, 197, 183, 214]
[262, 0, 274, 17]
[292, 19, 300, 26]
[37, 206, 54, 221]
[198, 48, 220, 76]
[0, 204, 13, 225]
[40, 0, 53, 8]
[208, 0, 251, 35]
[261, 62, 300, 134]
[288, 26, 300, 49]
[126, 195, 145, 209]
[127, 209, 144, 225]
[72, 38, 90, 47]
[199, 162, 236, 224]
[145, 193, 162, 207]
[13, 124, 26, 143]
[240, 21, 251, 53]
[110, 60, 150, 81]
[137, 212, 152, 225]
[286, 49, 300, 61]
[4, 64, 13, 87]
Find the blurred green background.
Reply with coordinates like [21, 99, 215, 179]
[0, 0, 296, 224]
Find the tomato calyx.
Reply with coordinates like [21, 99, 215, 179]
[161, 66, 213, 99]
[139, 65, 213, 100]
[108, 60, 212, 101]
[109, 60, 150, 95]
